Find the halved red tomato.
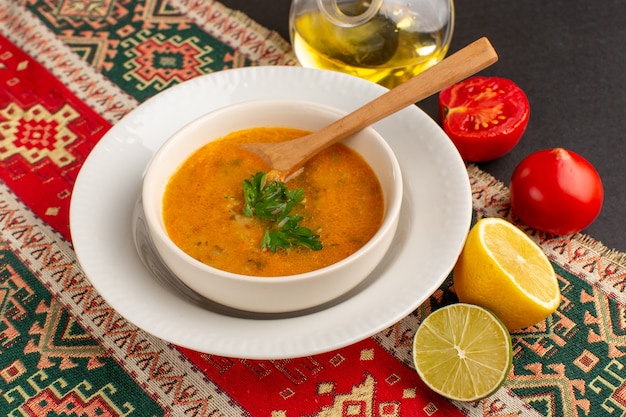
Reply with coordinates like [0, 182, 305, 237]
[439, 76, 530, 162]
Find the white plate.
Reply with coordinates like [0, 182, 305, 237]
[70, 66, 471, 359]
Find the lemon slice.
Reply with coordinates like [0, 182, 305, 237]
[413, 303, 512, 402]
[453, 217, 561, 331]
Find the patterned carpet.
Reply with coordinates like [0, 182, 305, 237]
[0, 1, 625, 416]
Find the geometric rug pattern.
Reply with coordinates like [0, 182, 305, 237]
[0, 1, 624, 416]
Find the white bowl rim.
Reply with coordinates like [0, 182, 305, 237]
[142, 98, 403, 284]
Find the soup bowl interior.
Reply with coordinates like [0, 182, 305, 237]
[142, 99, 403, 313]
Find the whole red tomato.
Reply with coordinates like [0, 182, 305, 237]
[509, 148, 604, 235]
[439, 76, 530, 162]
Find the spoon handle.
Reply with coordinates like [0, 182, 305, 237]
[293, 37, 498, 160]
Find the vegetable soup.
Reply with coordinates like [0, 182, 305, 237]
[162, 127, 384, 277]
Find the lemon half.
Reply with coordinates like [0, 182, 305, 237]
[453, 217, 561, 331]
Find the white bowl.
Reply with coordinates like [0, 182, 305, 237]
[142, 99, 403, 313]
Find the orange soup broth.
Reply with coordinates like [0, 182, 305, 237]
[162, 127, 384, 277]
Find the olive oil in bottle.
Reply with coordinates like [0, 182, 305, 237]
[290, 0, 454, 89]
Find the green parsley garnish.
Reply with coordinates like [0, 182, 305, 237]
[242, 172, 323, 252]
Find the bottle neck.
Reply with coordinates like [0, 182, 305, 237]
[316, 0, 384, 27]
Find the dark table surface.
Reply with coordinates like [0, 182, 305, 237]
[221, 0, 625, 252]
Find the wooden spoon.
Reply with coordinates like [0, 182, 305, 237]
[244, 37, 498, 180]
